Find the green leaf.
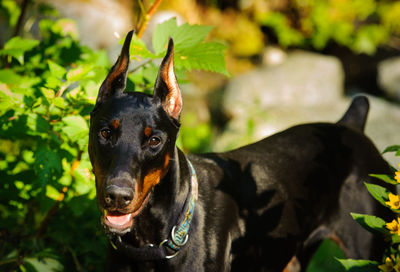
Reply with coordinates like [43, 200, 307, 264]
[52, 97, 67, 109]
[0, 69, 24, 84]
[337, 259, 379, 272]
[175, 42, 229, 76]
[169, 23, 213, 50]
[152, 18, 213, 54]
[351, 213, 388, 235]
[365, 182, 391, 206]
[383, 145, 400, 156]
[66, 64, 94, 82]
[306, 239, 345, 272]
[27, 113, 50, 134]
[24, 257, 63, 272]
[48, 60, 66, 79]
[369, 174, 397, 185]
[0, 37, 39, 64]
[34, 145, 62, 188]
[130, 35, 156, 60]
[61, 115, 89, 148]
[151, 18, 228, 76]
[392, 234, 400, 244]
[41, 88, 55, 100]
[152, 18, 179, 55]
[0, 84, 23, 111]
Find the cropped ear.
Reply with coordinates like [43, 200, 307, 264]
[153, 38, 182, 120]
[96, 30, 133, 104]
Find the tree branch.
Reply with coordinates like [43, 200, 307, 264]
[12, 0, 29, 37]
[35, 158, 81, 239]
[136, 0, 163, 38]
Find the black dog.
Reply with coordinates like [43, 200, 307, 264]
[89, 31, 391, 271]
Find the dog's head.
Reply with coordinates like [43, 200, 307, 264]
[88, 31, 182, 235]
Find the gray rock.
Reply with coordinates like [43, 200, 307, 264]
[223, 50, 344, 120]
[216, 50, 400, 167]
[378, 57, 400, 101]
[40, 0, 133, 57]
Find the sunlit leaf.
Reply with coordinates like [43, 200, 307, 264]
[130, 35, 156, 60]
[175, 42, 228, 76]
[337, 259, 379, 271]
[27, 113, 50, 134]
[24, 257, 63, 272]
[48, 60, 66, 79]
[151, 18, 228, 75]
[351, 213, 388, 235]
[370, 174, 397, 185]
[152, 18, 179, 55]
[365, 182, 391, 206]
[0, 37, 39, 64]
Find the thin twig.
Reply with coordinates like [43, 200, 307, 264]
[55, 85, 67, 98]
[35, 186, 68, 239]
[4, 0, 29, 68]
[0, 257, 17, 266]
[137, 0, 163, 38]
[13, 0, 29, 37]
[137, 0, 147, 18]
[67, 246, 84, 272]
[131, 59, 152, 73]
[35, 158, 81, 239]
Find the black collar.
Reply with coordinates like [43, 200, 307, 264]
[109, 158, 198, 261]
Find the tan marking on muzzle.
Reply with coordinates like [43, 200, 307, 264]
[131, 153, 170, 213]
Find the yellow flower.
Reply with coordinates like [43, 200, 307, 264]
[386, 193, 400, 210]
[395, 171, 400, 184]
[386, 219, 400, 235]
[379, 257, 394, 272]
[394, 164, 400, 184]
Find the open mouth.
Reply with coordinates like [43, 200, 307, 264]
[102, 191, 152, 234]
[103, 211, 133, 234]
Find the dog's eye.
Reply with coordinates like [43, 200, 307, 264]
[101, 129, 111, 139]
[148, 136, 161, 147]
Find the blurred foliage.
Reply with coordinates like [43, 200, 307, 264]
[337, 145, 400, 272]
[231, 0, 400, 55]
[169, 0, 400, 75]
[0, 1, 227, 270]
[256, 0, 397, 55]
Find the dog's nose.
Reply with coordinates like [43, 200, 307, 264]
[104, 185, 134, 209]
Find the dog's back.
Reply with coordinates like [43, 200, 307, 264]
[189, 96, 392, 271]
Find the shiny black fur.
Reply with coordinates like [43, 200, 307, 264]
[89, 32, 392, 271]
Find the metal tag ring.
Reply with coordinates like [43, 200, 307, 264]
[171, 225, 189, 247]
[159, 239, 180, 259]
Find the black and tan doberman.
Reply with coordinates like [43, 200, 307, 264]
[88, 31, 391, 271]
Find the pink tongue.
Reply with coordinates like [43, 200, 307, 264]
[106, 213, 131, 226]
